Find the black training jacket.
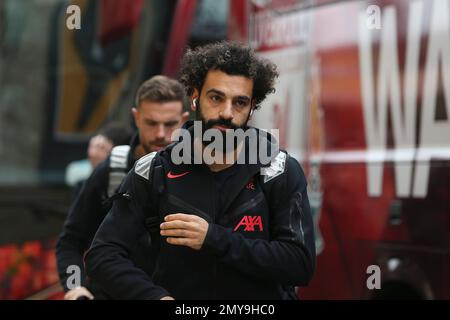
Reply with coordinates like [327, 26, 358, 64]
[86, 123, 316, 299]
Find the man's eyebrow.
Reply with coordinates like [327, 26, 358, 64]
[206, 89, 251, 101]
[164, 120, 179, 125]
[205, 89, 225, 96]
[235, 95, 251, 101]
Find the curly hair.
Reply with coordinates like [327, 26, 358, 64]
[179, 41, 279, 109]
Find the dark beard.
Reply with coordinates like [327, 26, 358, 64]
[195, 101, 249, 153]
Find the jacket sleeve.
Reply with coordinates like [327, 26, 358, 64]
[202, 157, 316, 286]
[85, 161, 170, 300]
[55, 160, 109, 292]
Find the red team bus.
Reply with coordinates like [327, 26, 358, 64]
[234, 0, 450, 299]
[0, 0, 448, 299]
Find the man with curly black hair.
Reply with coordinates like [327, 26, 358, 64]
[179, 41, 279, 109]
[86, 41, 316, 300]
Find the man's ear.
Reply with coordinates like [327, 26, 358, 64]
[131, 107, 139, 127]
[249, 100, 256, 119]
[181, 111, 190, 123]
[191, 89, 199, 111]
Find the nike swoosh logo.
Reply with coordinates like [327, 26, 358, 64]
[167, 171, 191, 179]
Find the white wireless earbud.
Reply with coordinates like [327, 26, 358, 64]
[250, 109, 254, 117]
[193, 98, 198, 108]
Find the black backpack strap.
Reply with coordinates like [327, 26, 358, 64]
[143, 151, 166, 235]
[259, 150, 289, 210]
[108, 145, 131, 197]
[258, 150, 296, 298]
[101, 145, 131, 209]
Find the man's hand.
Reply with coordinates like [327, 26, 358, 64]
[160, 214, 209, 250]
[64, 286, 94, 300]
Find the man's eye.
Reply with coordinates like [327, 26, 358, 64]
[235, 100, 248, 107]
[211, 95, 221, 102]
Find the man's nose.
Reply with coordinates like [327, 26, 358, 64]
[220, 101, 234, 120]
[155, 124, 166, 139]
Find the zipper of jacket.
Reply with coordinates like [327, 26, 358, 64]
[294, 192, 305, 245]
[222, 192, 265, 225]
[166, 194, 212, 223]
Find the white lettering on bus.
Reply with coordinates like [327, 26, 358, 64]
[358, 0, 450, 198]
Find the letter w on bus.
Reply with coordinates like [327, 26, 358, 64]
[358, 0, 450, 198]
